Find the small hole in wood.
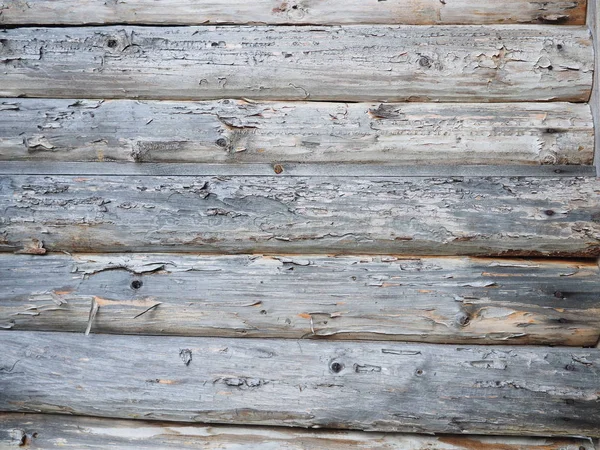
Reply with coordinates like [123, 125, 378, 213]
[131, 280, 143, 290]
[565, 364, 575, 371]
[544, 210, 555, 216]
[107, 39, 118, 48]
[330, 362, 343, 373]
[216, 138, 228, 148]
[415, 369, 424, 376]
[557, 44, 563, 50]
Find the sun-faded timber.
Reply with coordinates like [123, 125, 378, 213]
[1, 175, 599, 257]
[0, 99, 594, 165]
[2, 254, 600, 346]
[0, 26, 593, 102]
[0, 0, 588, 25]
[0, 414, 596, 450]
[1, 331, 599, 436]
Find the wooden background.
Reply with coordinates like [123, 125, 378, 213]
[0, 0, 599, 448]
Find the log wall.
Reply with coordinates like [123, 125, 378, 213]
[0, 0, 598, 444]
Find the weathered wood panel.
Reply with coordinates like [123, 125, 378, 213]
[0, 414, 596, 450]
[0, 99, 593, 165]
[2, 254, 599, 346]
[1, 332, 599, 436]
[589, 0, 600, 173]
[0, 26, 593, 102]
[0, 175, 599, 257]
[0, 0, 588, 25]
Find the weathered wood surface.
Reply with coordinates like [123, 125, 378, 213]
[0, 0, 588, 25]
[0, 414, 596, 450]
[0, 26, 593, 102]
[1, 162, 596, 178]
[0, 99, 593, 165]
[589, 0, 600, 172]
[2, 254, 600, 346]
[1, 175, 599, 257]
[1, 331, 599, 436]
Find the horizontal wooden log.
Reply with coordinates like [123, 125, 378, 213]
[0, 99, 593, 165]
[0, 26, 593, 102]
[0, 162, 596, 178]
[0, 0, 588, 25]
[0, 175, 599, 257]
[0, 414, 596, 450]
[1, 331, 599, 435]
[1, 254, 600, 346]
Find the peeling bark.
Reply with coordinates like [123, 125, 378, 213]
[0, 175, 599, 256]
[1, 332, 599, 436]
[0, 99, 593, 165]
[1, 254, 599, 346]
[0, 26, 593, 102]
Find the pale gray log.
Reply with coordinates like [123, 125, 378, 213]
[1, 253, 599, 346]
[0, 414, 596, 450]
[1, 331, 599, 436]
[0, 0, 588, 25]
[0, 26, 593, 102]
[0, 162, 595, 177]
[0, 175, 599, 257]
[0, 99, 594, 165]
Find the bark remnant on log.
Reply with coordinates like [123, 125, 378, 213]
[0, 99, 593, 165]
[1, 253, 599, 346]
[0, 26, 593, 102]
[0, 175, 599, 256]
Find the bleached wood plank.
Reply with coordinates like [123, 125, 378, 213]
[0, 0, 588, 25]
[0, 174, 599, 257]
[0, 26, 593, 102]
[1, 253, 599, 346]
[0, 414, 596, 450]
[0, 99, 593, 165]
[1, 331, 599, 436]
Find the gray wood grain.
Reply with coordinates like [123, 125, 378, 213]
[1, 331, 599, 436]
[0, 0, 588, 25]
[2, 253, 599, 346]
[0, 162, 595, 177]
[0, 26, 593, 102]
[0, 99, 593, 165]
[0, 414, 596, 450]
[589, 0, 600, 174]
[0, 175, 599, 257]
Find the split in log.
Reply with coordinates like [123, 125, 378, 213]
[0, 174, 599, 257]
[1, 331, 599, 436]
[0, 26, 593, 102]
[1, 254, 599, 346]
[0, 99, 593, 165]
[0, 413, 596, 449]
[0, 0, 588, 25]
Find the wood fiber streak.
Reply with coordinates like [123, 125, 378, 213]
[0, 175, 599, 256]
[0, 0, 588, 25]
[0, 26, 593, 102]
[0, 414, 595, 449]
[1, 254, 599, 346]
[1, 332, 599, 436]
[0, 99, 594, 165]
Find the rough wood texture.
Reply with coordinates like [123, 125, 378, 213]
[589, 0, 600, 173]
[0, 99, 593, 165]
[2, 254, 600, 346]
[0, 175, 599, 257]
[0, 414, 596, 450]
[1, 331, 599, 436]
[0, 26, 593, 102]
[0, 0, 588, 25]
